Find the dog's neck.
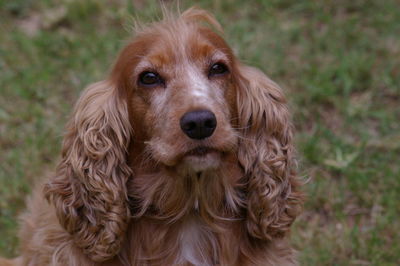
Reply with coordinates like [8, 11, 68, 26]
[125, 158, 246, 265]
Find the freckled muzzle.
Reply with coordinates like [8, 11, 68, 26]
[180, 110, 217, 140]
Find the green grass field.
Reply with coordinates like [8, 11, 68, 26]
[1, 0, 399, 264]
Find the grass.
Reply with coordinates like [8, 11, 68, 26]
[1, 0, 399, 264]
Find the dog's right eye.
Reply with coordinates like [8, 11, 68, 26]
[138, 71, 164, 87]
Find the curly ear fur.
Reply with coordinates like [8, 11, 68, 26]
[44, 81, 132, 262]
[236, 65, 303, 240]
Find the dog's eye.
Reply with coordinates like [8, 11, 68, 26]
[209, 63, 229, 77]
[138, 71, 164, 87]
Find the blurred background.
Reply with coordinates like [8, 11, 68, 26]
[0, 0, 399, 264]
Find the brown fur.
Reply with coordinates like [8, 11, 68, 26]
[1, 8, 303, 266]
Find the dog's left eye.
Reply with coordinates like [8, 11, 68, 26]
[138, 71, 164, 87]
[209, 63, 229, 77]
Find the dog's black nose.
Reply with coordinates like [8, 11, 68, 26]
[180, 110, 217, 140]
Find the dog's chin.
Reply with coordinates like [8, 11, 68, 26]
[181, 147, 221, 173]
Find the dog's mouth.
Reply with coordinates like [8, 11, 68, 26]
[181, 146, 221, 172]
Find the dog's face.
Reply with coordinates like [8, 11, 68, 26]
[45, 8, 302, 262]
[114, 23, 239, 173]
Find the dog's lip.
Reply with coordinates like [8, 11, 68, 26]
[184, 146, 217, 157]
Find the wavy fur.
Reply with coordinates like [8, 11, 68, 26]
[236, 65, 303, 240]
[44, 81, 132, 262]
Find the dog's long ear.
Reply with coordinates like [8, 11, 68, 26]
[236, 65, 303, 240]
[44, 80, 132, 262]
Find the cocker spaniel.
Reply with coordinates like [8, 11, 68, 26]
[1, 7, 303, 266]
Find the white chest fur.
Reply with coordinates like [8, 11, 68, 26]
[177, 217, 218, 266]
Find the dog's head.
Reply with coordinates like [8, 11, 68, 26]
[112, 9, 238, 174]
[45, 8, 302, 262]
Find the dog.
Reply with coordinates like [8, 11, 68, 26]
[0, 7, 303, 266]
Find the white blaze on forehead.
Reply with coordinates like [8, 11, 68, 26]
[186, 63, 210, 100]
[184, 51, 229, 102]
